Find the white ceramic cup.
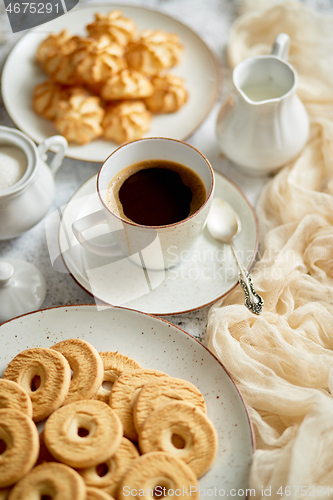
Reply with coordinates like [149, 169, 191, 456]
[72, 138, 215, 271]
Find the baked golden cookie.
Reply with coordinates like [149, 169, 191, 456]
[41, 35, 84, 86]
[94, 352, 142, 404]
[77, 437, 139, 498]
[73, 37, 125, 84]
[51, 338, 104, 404]
[54, 93, 105, 145]
[7, 462, 86, 500]
[144, 74, 188, 113]
[3, 347, 71, 422]
[33, 79, 66, 121]
[36, 30, 77, 69]
[0, 408, 39, 488]
[126, 30, 183, 75]
[101, 69, 153, 100]
[133, 376, 206, 433]
[32, 80, 83, 121]
[110, 369, 167, 442]
[0, 378, 33, 418]
[102, 101, 151, 145]
[86, 487, 114, 500]
[87, 10, 137, 46]
[44, 399, 123, 468]
[91, 35, 125, 56]
[118, 452, 199, 500]
[138, 401, 218, 478]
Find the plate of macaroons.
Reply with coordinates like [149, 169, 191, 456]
[1, 5, 222, 162]
[0, 305, 253, 498]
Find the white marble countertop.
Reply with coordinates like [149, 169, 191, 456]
[0, 0, 329, 340]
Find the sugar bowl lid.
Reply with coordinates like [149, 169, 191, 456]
[0, 258, 46, 324]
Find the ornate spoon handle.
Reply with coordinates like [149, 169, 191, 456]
[230, 241, 264, 315]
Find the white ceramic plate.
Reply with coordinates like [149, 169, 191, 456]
[57, 171, 258, 315]
[0, 305, 253, 496]
[1, 4, 222, 163]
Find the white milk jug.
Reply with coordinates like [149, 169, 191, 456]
[216, 33, 309, 176]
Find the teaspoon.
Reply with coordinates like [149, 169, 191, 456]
[207, 198, 264, 315]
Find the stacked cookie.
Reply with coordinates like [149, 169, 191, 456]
[32, 10, 188, 145]
[0, 338, 218, 499]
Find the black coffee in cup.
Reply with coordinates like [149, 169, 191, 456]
[107, 160, 206, 226]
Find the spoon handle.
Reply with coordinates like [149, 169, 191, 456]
[229, 241, 264, 315]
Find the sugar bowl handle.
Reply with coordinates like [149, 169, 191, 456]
[38, 135, 68, 176]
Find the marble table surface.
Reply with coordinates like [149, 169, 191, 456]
[0, 0, 329, 340]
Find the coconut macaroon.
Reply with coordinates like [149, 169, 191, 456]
[145, 73, 188, 113]
[32, 80, 84, 121]
[126, 29, 183, 75]
[39, 35, 85, 86]
[101, 69, 153, 100]
[73, 37, 126, 85]
[102, 101, 151, 144]
[87, 10, 138, 46]
[36, 30, 78, 69]
[54, 92, 105, 145]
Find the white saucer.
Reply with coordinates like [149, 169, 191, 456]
[58, 172, 258, 315]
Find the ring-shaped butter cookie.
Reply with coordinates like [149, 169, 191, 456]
[51, 338, 104, 405]
[0, 408, 39, 488]
[133, 377, 206, 433]
[7, 462, 86, 500]
[3, 347, 71, 422]
[110, 369, 167, 442]
[138, 401, 218, 478]
[0, 379, 33, 418]
[44, 399, 122, 468]
[94, 351, 141, 404]
[118, 452, 199, 500]
[77, 437, 139, 497]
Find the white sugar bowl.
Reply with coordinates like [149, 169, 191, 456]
[0, 126, 67, 240]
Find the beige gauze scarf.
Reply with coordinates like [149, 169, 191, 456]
[206, 0, 333, 497]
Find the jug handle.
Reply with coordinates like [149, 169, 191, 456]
[37, 135, 68, 176]
[271, 33, 290, 60]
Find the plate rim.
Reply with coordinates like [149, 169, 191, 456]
[0, 302, 255, 456]
[1, 2, 223, 163]
[58, 170, 259, 316]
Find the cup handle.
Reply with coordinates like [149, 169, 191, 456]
[271, 33, 290, 60]
[38, 135, 68, 176]
[72, 210, 123, 257]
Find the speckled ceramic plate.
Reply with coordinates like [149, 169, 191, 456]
[1, 4, 222, 163]
[58, 171, 258, 315]
[0, 305, 253, 496]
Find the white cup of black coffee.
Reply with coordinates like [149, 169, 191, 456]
[72, 138, 215, 271]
